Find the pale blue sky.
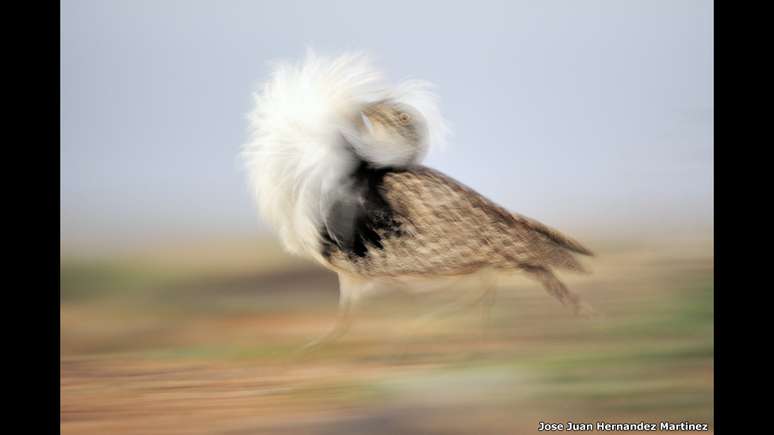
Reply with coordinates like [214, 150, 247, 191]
[61, 0, 713, 252]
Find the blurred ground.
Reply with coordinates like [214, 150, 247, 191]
[61, 237, 713, 434]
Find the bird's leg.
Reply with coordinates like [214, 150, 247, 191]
[300, 273, 363, 352]
[400, 275, 496, 338]
[478, 272, 498, 338]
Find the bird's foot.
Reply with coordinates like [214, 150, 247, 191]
[574, 301, 601, 320]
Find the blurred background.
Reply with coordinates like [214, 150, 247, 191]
[61, 1, 713, 434]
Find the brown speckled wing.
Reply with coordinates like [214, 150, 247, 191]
[323, 166, 592, 277]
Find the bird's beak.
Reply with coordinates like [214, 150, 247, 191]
[360, 111, 375, 135]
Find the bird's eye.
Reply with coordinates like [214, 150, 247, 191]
[398, 112, 411, 125]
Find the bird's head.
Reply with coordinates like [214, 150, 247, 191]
[342, 100, 430, 168]
[357, 100, 429, 151]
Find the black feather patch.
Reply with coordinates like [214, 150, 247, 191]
[320, 161, 404, 260]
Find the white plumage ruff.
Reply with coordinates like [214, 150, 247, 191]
[242, 51, 449, 261]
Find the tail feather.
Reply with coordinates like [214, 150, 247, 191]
[523, 265, 595, 317]
[512, 212, 594, 256]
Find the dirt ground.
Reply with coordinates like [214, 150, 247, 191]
[61, 238, 713, 434]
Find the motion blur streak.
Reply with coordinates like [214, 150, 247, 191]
[61, 238, 713, 434]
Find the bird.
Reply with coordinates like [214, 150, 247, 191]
[242, 51, 594, 347]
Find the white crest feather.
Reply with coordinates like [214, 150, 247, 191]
[242, 50, 450, 259]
